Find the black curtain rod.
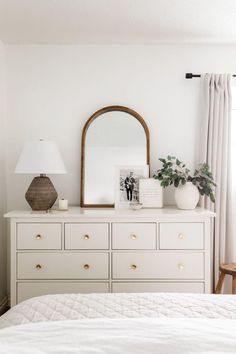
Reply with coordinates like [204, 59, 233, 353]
[186, 73, 236, 79]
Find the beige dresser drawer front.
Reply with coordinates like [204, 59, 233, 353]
[112, 282, 204, 293]
[112, 223, 156, 249]
[17, 282, 109, 303]
[159, 223, 204, 250]
[17, 223, 62, 250]
[65, 223, 109, 250]
[112, 252, 204, 279]
[17, 253, 109, 280]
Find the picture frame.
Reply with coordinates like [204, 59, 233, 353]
[115, 165, 149, 208]
[139, 178, 163, 208]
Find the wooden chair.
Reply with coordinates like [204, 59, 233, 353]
[215, 263, 236, 294]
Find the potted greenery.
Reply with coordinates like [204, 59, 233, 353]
[153, 156, 216, 210]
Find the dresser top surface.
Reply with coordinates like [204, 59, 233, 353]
[4, 206, 215, 218]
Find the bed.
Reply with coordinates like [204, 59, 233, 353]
[0, 292, 236, 353]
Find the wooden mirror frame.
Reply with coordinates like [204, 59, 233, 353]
[80, 105, 150, 208]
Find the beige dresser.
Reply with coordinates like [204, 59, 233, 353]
[5, 207, 215, 306]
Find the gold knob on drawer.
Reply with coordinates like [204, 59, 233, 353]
[35, 264, 42, 270]
[130, 264, 137, 270]
[36, 234, 42, 240]
[178, 263, 185, 270]
[84, 235, 90, 240]
[178, 233, 185, 240]
[130, 234, 137, 240]
[83, 264, 90, 270]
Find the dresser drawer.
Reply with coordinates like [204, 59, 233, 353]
[159, 223, 204, 250]
[112, 282, 204, 293]
[17, 282, 109, 302]
[112, 252, 204, 279]
[17, 253, 109, 280]
[17, 223, 62, 250]
[112, 223, 156, 249]
[65, 223, 109, 250]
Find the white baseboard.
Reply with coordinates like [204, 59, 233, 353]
[0, 295, 8, 315]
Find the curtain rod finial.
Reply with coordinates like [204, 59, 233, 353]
[185, 73, 193, 79]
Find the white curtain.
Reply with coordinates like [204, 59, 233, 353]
[199, 73, 233, 290]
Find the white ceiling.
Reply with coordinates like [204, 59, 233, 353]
[0, 0, 236, 44]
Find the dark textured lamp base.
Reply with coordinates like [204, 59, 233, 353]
[25, 176, 58, 211]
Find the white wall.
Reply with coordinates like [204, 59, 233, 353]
[0, 40, 7, 307]
[5, 44, 236, 209]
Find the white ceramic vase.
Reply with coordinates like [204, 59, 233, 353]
[174, 181, 199, 210]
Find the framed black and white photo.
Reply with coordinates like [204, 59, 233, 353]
[115, 165, 149, 208]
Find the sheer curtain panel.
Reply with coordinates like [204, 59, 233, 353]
[199, 73, 233, 290]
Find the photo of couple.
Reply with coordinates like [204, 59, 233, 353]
[118, 166, 148, 204]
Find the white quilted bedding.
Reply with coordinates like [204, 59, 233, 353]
[1, 292, 236, 328]
[1, 317, 236, 353]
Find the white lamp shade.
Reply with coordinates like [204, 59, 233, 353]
[15, 140, 67, 174]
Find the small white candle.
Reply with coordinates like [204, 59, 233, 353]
[59, 199, 68, 210]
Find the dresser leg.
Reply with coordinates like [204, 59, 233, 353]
[215, 272, 225, 294]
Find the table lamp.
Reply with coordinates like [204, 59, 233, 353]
[15, 139, 66, 210]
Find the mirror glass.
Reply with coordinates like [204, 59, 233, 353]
[82, 108, 149, 206]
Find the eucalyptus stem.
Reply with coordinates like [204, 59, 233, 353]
[153, 156, 216, 203]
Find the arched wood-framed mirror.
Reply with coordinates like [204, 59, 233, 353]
[80, 105, 150, 207]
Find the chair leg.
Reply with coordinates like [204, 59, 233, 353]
[232, 276, 236, 294]
[215, 272, 225, 294]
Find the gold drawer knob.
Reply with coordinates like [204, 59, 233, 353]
[178, 263, 185, 270]
[84, 235, 90, 240]
[35, 264, 42, 270]
[178, 233, 185, 240]
[130, 264, 137, 270]
[36, 234, 42, 240]
[83, 264, 90, 270]
[130, 234, 137, 240]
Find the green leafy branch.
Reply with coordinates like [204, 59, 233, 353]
[153, 156, 216, 203]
